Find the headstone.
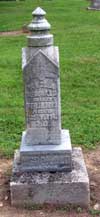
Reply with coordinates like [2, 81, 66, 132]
[10, 7, 90, 208]
[16, 6, 72, 173]
[88, 0, 100, 10]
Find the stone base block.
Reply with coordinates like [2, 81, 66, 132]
[13, 129, 72, 173]
[10, 148, 90, 208]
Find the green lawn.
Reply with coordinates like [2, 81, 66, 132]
[0, 0, 100, 156]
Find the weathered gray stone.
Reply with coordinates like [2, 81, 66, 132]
[10, 148, 90, 208]
[19, 7, 72, 173]
[27, 7, 53, 47]
[22, 9, 61, 146]
[16, 7, 72, 173]
[10, 7, 90, 208]
[88, 0, 100, 10]
[23, 48, 61, 145]
[12, 130, 72, 173]
[22, 46, 59, 68]
[20, 130, 71, 155]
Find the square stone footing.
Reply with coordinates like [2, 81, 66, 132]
[10, 148, 90, 208]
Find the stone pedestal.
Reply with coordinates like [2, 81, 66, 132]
[10, 148, 90, 208]
[10, 7, 90, 208]
[12, 130, 72, 173]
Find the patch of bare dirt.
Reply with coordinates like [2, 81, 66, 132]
[0, 147, 100, 216]
[0, 28, 29, 36]
[84, 147, 100, 207]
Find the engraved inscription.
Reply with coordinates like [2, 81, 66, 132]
[25, 77, 58, 128]
[24, 51, 60, 131]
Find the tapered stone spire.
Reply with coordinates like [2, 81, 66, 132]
[27, 7, 53, 47]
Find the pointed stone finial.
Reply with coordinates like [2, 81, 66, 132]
[32, 7, 46, 16]
[27, 7, 53, 47]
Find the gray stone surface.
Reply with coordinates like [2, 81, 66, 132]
[12, 130, 72, 173]
[13, 7, 72, 173]
[23, 48, 61, 145]
[10, 7, 90, 208]
[88, 0, 100, 10]
[27, 7, 53, 47]
[22, 46, 59, 68]
[20, 129, 71, 154]
[22, 7, 62, 147]
[10, 148, 90, 208]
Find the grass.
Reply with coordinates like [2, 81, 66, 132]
[0, 0, 100, 156]
[0, 36, 25, 156]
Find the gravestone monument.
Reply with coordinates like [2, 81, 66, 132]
[10, 7, 90, 208]
[88, 0, 100, 10]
